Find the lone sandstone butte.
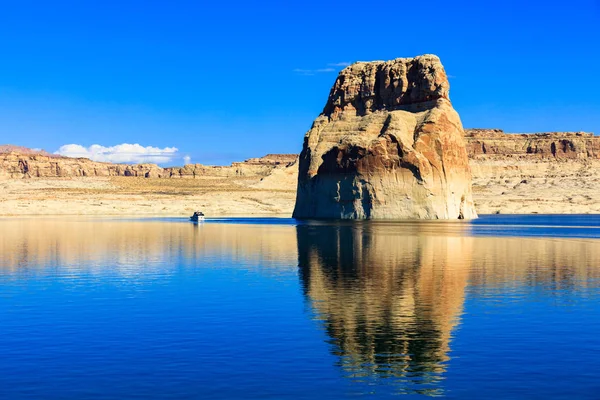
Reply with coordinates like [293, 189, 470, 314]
[293, 54, 477, 220]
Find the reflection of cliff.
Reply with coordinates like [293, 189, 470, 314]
[296, 223, 600, 393]
[296, 223, 472, 391]
[0, 219, 298, 273]
[468, 237, 600, 292]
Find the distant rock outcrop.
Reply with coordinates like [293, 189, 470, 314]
[0, 145, 57, 157]
[293, 55, 477, 219]
[462, 129, 600, 214]
[0, 147, 295, 180]
[164, 154, 297, 179]
[0, 151, 164, 179]
[464, 129, 600, 159]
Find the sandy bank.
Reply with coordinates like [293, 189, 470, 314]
[0, 176, 296, 217]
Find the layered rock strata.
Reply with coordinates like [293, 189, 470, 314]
[462, 129, 600, 214]
[166, 154, 297, 179]
[293, 55, 477, 219]
[465, 129, 599, 159]
[0, 150, 296, 180]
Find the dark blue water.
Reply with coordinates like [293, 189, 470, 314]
[0, 216, 599, 399]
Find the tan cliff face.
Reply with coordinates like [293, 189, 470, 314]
[465, 129, 600, 159]
[0, 150, 296, 180]
[462, 129, 600, 214]
[293, 55, 477, 220]
[0, 152, 165, 179]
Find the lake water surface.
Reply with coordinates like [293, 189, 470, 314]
[0, 216, 599, 399]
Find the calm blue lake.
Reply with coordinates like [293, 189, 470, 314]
[0, 215, 599, 399]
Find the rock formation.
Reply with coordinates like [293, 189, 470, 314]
[0, 148, 296, 180]
[165, 154, 297, 179]
[293, 55, 477, 220]
[0, 145, 56, 157]
[465, 129, 600, 159]
[462, 129, 600, 214]
[0, 151, 165, 179]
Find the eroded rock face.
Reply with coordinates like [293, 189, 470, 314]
[0, 150, 295, 180]
[464, 129, 600, 159]
[293, 55, 477, 219]
[462, 129, 600, 214]
[0, 152, 166, 178]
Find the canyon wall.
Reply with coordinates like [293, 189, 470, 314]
[464, 129, 600, 214]
[465, 129, 599, 159]
[0, 150, 296, 180]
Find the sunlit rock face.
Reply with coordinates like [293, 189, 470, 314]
[464, 129, 600, 159]
[293, 54, 477, 220]
[0, 149, 296, 179]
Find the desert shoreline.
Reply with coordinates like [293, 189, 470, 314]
[4, 128, 600, 217]
[2, 171, 600, 217]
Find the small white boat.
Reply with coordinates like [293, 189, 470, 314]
[190, 211, 205, 222]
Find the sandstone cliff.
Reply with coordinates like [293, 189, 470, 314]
[293, 55, 477, 220]
[0, 145, 56, 157]
[465, 129, 599, 159]
[165, 154, 297, 179]
[0, 149, 296, 180]
[463, 129, 600, 214]
[0, 151, 165, 179]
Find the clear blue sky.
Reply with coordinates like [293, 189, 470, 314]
[1, 0, 599, 165]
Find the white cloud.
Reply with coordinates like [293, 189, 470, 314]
[183, 155, 191, 165]
[292, 68, 314, 75]
[293, 63, 349, 76]
[55, 143, 179, 164]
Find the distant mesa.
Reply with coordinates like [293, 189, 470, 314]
[0, 145, 58, 158]
[0, 145, 296, 179]
[293, 54, 478, 220]
[464, 128, 600, 159]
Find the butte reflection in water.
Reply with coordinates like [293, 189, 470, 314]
[295, 221, 600, 394]
[296, 222, 471, 394]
